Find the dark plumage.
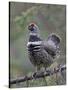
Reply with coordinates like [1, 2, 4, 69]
[27, 23, 60, 71]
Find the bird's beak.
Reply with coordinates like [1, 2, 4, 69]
[28, 25, 31, 30]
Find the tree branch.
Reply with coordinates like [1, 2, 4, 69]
[9, 65, 66, 85]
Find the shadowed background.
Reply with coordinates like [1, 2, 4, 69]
[10, 2, 66, 87]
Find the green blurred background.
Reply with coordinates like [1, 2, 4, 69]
[10, 2, 66, 87]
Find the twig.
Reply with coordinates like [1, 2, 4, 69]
[9, 65, 66, 85]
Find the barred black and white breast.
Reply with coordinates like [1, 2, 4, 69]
[27, 23, 60, 70]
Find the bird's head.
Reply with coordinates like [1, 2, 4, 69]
[28, 23, 39, 34]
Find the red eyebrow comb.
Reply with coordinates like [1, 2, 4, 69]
[30, 23, 35, 26]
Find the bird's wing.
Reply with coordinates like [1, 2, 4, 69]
[43, 34, 61, 58]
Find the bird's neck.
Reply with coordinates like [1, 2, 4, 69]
[29, 33, 41, 42]
[30, 32, 37, 36]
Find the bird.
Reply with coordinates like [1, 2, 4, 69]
[27, 23, 61, 73]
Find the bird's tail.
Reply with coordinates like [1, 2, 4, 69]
[47, 33, 61, 46]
